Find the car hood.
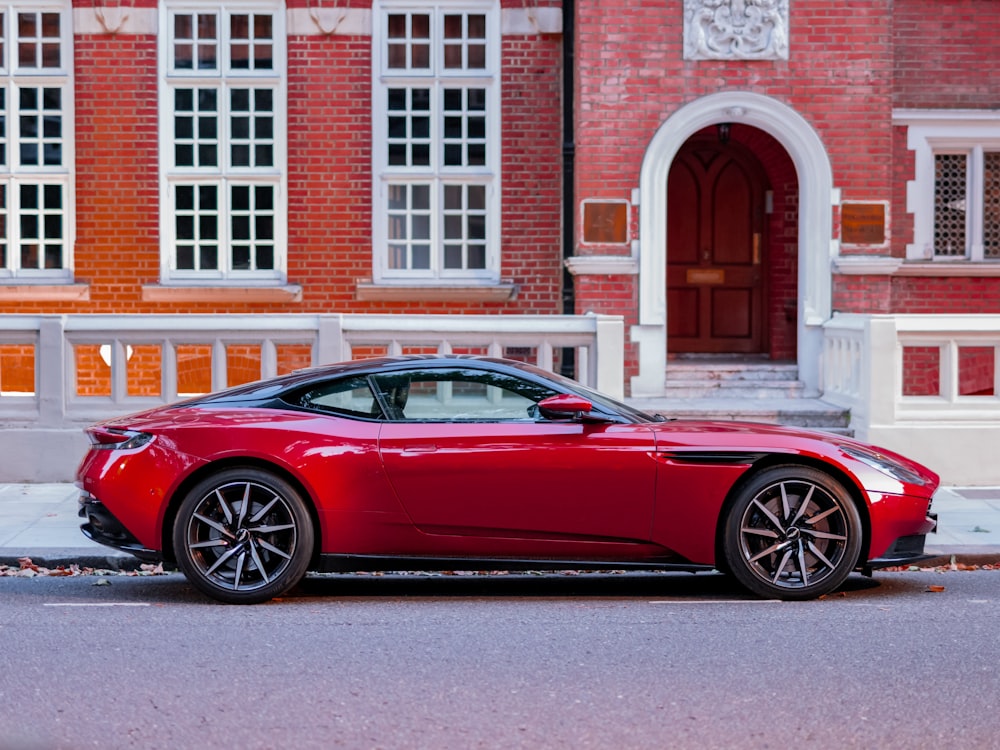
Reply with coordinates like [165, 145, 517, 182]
[649, 418, 939, 490]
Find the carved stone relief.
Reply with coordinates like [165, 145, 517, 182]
[684, 0, 790, 61]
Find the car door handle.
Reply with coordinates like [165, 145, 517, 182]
[401, 445, 438, 454]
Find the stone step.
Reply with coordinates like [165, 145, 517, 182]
[664, 360, 805, 399]
[665, 361, 800, 382]
[663, 379, 806, 399]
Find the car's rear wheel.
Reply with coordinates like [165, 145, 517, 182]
[173, 468, 314, 604]
[722, 466, 862, 601]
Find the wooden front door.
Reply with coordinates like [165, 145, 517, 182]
[666, 137, 768, 353]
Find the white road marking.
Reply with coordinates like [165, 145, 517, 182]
[43, 603, 151, 607]
[650, 599, 784, 604]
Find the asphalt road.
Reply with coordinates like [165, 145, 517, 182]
[1, 569, 998, 750]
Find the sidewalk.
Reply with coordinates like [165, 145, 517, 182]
[1, 483, 999, 570]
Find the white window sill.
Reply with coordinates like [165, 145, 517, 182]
[0, 284, 90, 301]
[355, 281, 518, 303]
[894, 261, 1000, 277]
[833, 257, 1000, 277]
[564, 255, 639, 276]
[141, 284, 303, 303]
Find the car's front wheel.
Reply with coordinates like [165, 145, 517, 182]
[722, 466, 862, 600]
[173, 468, 314, 604]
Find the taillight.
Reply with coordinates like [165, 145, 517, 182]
[86, 427, 154, 451]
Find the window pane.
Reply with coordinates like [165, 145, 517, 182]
[388, 244, 406, 268]
[16, 183, 63, 269]
[388, 185, 407, 211]
[175, 184, 220, 271]
[469, 214, 485, 241]
[444, 245, 462, 269]
[17, 13, 60, 69]
[0, 185, 6, 270]
[985, 152, 1000, 259]
[412, 185, 429, 210]
[412, 214, 430, 240]
[934, 153, 967, 257]
[411, 14, 429, 39]
[230, 13, 272, 71]
[411, 143, 429, 165]
[412, 245, 430, 269]
[16, 84, 62, 167]
[468, 245, 486, 269]
[468, 185, 486, 210]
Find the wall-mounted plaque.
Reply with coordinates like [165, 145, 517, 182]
[841, 203, 886, 245]
[582, 201, 629, 245]
[686, 268, 725, 284]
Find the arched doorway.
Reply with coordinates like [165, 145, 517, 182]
[632, 92, 834, 398]
[667, 134, 770, 354]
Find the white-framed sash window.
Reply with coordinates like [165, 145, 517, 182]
[0, 1, 73, 282]
[159, 1, 286, 283]
[373, 1, 500, 284]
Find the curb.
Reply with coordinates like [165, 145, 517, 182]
[0, 549, 146, 571]
[922, 547, 1000, 568]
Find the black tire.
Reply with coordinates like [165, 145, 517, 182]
[722, 465, 862, 601]
[173, 468, 314, 604]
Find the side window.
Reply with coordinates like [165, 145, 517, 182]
[370, 368, 557, 421]
[293, 376, 379, 419]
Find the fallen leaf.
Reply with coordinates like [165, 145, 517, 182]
[926, 585, 945, 593]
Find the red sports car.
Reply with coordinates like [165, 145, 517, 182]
[77, 355, 939, 604]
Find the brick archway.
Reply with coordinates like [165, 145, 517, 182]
[632, 92, 833, 397]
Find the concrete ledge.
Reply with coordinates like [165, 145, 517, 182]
[0, 429, 89, 482]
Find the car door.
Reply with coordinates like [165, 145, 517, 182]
[373, 366, 657, 546]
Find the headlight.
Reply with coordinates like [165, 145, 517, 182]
[86, 427, 154, 451]
[839, 444, 928, 485]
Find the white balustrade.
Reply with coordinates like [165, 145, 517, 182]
[822, 314, 1000, 483]
[0, 313, 625, 480]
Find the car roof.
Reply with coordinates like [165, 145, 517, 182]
[188, 354, 539, 403]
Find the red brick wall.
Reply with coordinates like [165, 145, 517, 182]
[892, 277, 1000, 313]
[893, 0, 1000, 109]
[1, 6, 564, 317]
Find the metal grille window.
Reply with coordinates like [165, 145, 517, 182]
[933, 148, 999, 261]
[934, 153, 966, 257]
[985, 152, 999, 259]
[0, 4, 72, 280]
[374, 2, 499, 283]
[161, 2, 285, 282]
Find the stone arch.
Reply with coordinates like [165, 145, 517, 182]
[632, 91, 833, 397]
